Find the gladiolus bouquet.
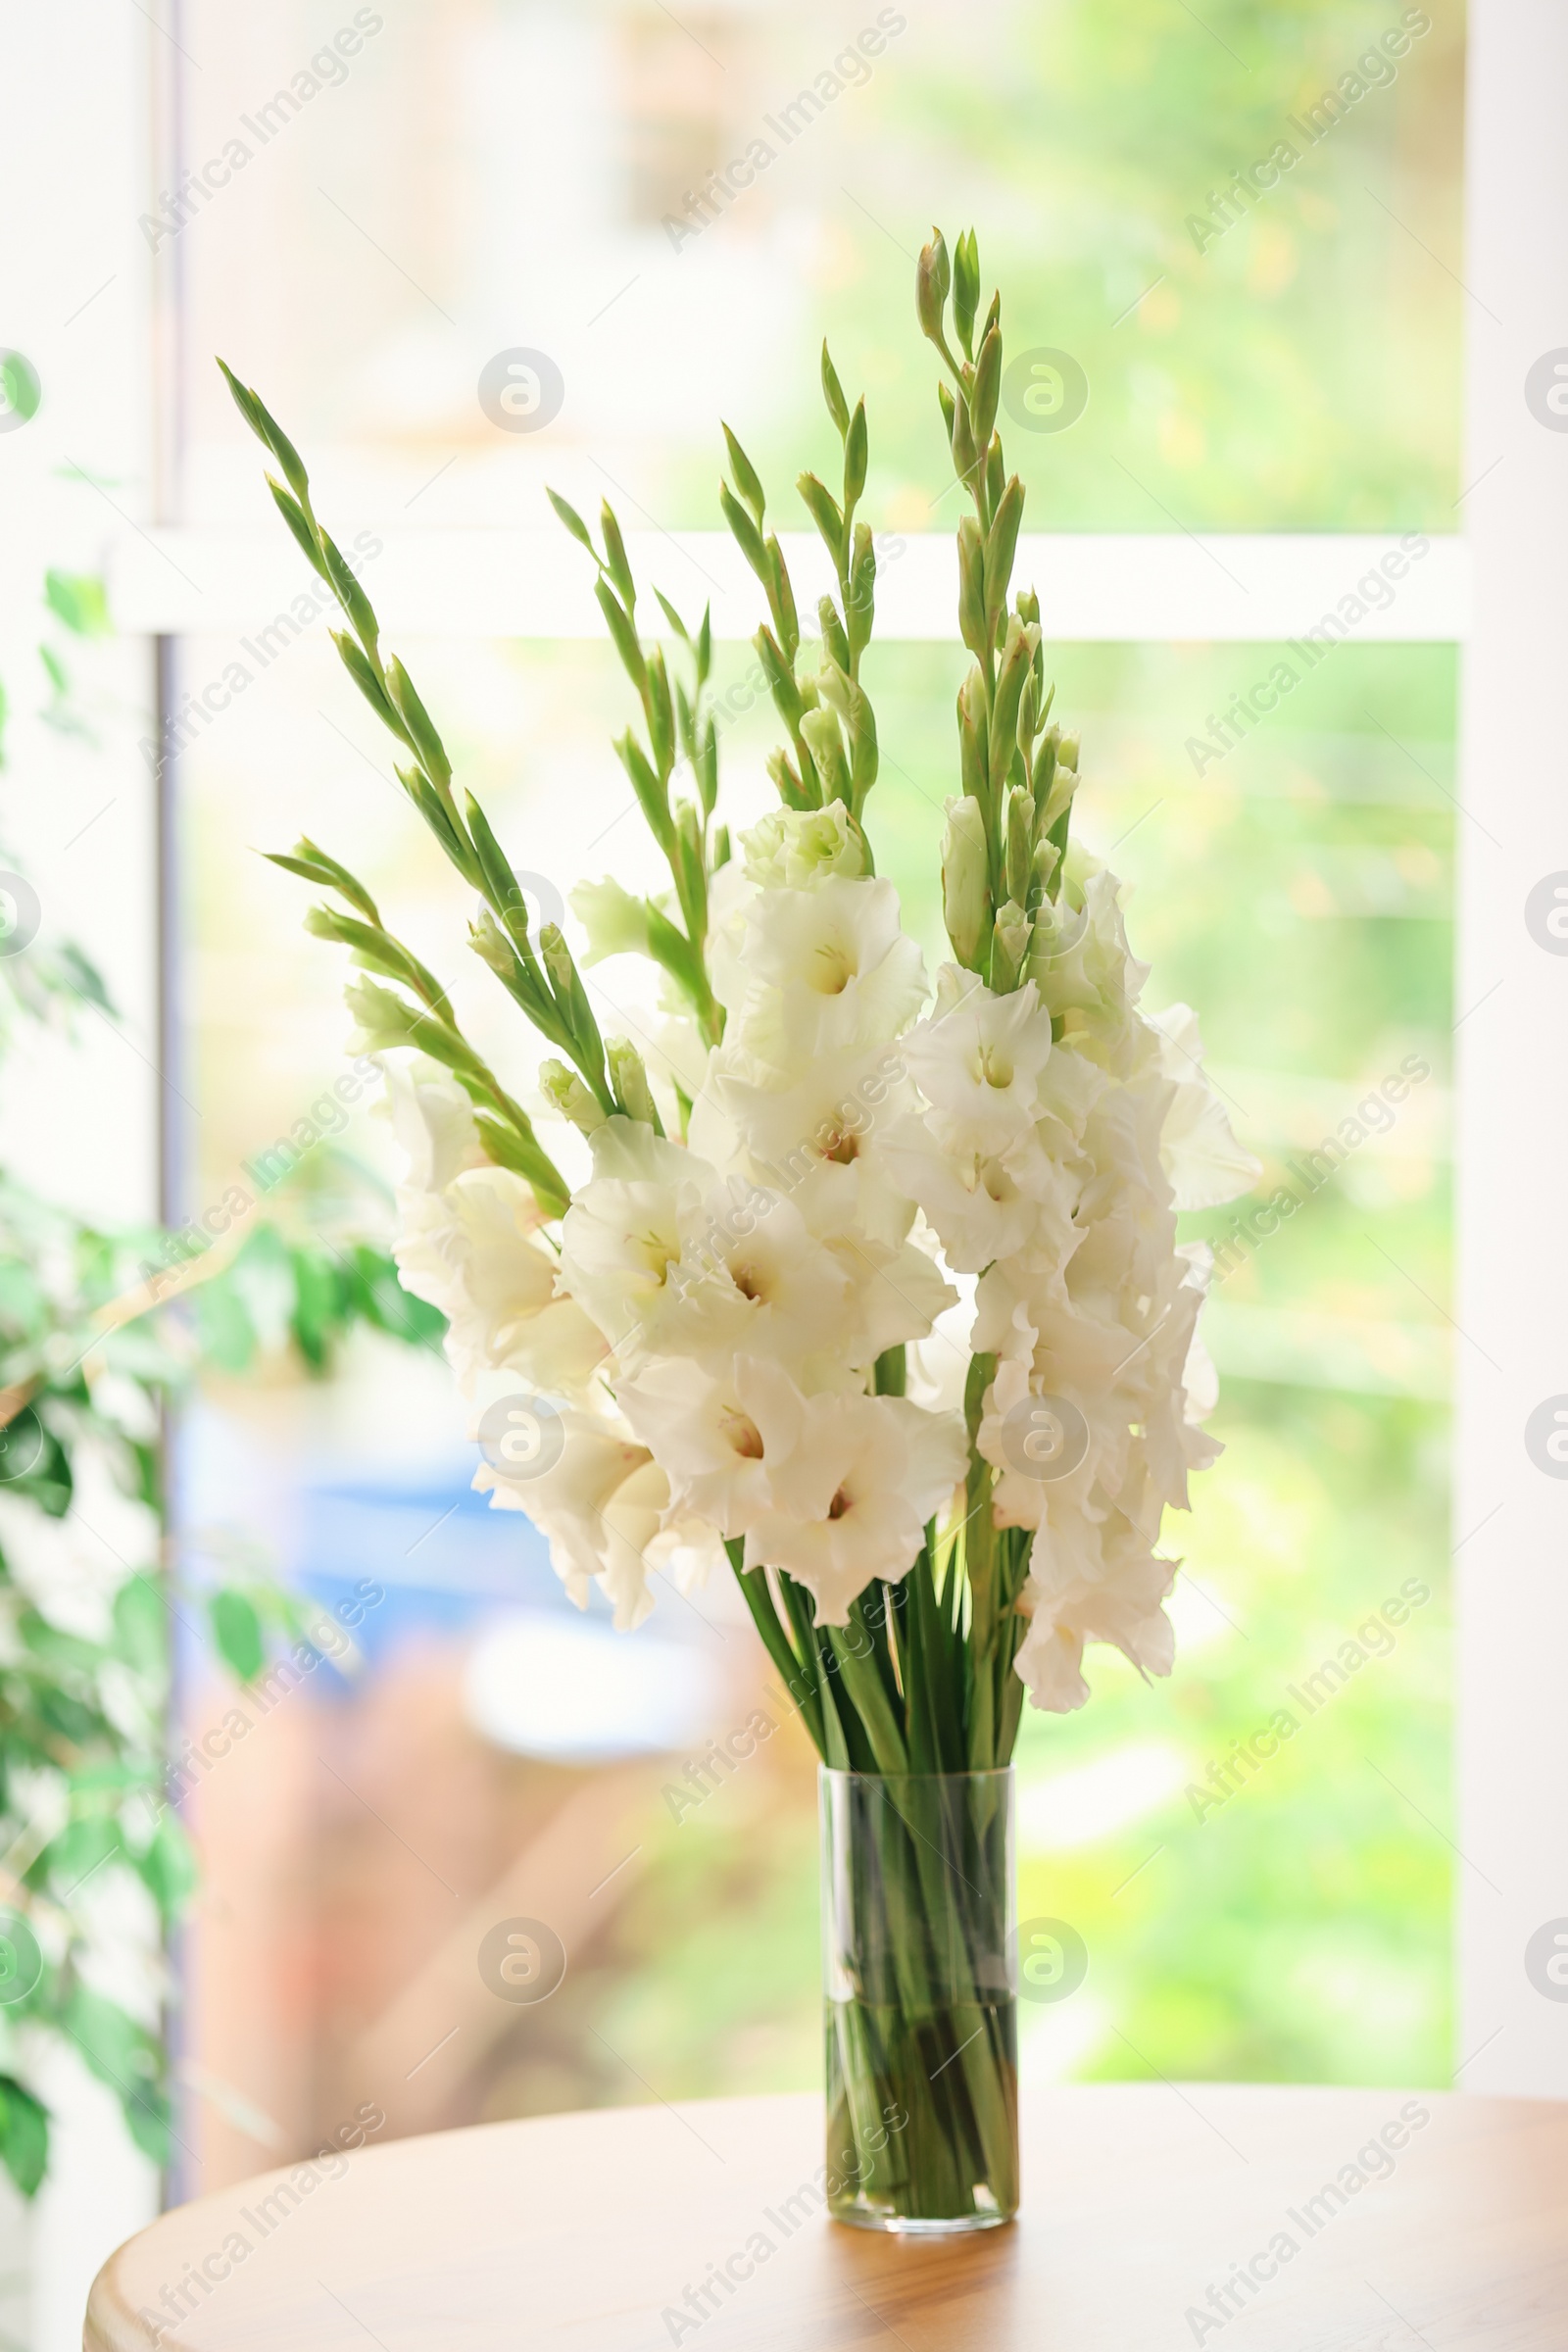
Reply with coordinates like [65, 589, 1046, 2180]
[220, 227, 1255, 1784]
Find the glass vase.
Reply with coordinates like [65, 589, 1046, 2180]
[820, 1766, 1018, 2232]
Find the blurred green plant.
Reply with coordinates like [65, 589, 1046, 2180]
[0, 580, 441, 2195]
[705, 0, 1462, 537]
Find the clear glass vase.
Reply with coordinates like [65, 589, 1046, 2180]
[820, 1766, 1018, 2232]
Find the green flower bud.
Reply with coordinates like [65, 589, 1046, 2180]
[1031, 723, 1060, 819]
[941, 795, 992, 970]
[846, 521, 876, 659]
[953, 228, 981, 359]
[950, 392, 979, 489]
[386, 658, 450, 788]
[916, 229, 951, 346]
[983, 475, 1025, 625]
[765, 747, 810, 810]
[797, 470, 844, 561]
[540, 1059, 606, 1135]
[990, 619, 1036, 796]
[537, 921, 575, 996]
[817, 595, 851, 674]
[469, 908, 516, 979]
[844, 399, 868, 510]
[1004, 785, 1034, 907]
[801, 705, 852, 807]
[820, 342, 850, 438]
[971, 323, 1003, 456]
[956, 666, 991, 808]
[607, 1038, 658, 1127]
[956, 516, 987, 659]
[1038, 756, 1081, 838]
[722, 423, 766, 524]
[985, 434, 1005, 518]
[989, 899, 1031, 994]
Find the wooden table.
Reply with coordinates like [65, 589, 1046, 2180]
[86, 2085, 1568, 2349]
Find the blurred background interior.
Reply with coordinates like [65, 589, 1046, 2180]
[0, 1, 1463, 2342]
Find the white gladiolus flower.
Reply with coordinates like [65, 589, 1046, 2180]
[742, 803, 865, 890]
[882, 1115, 1074, 1275]
[903, 967, 1056, 1154]
[474, 1407, 662, 1629]
[396, 1164, 608, 1396]
[976, 1351, 1105, 1533]
[718, 878, 927, 1071]
[1012, 1514, 1178, 1713]
[691, 1042, 922, 1253]
[380, 1058, 606, 1397]
[596, 1458, 687, 1629]
[1026, 868, 1154, 1078]
[557, 1119, 730, 1366]
[787, 1159, 959, 1364]
[570, 876, 652, 964]
[381, 1056, 487, 1193]
[746, 1394, 969, 1623]
[1032, 1039, 1109, 1153]
[825, 1226, 961, 1371]
[905, 1278, 976, 1417]
[616, 1355, 806, 1535]
[561, 1120, 857, 1376]
[1147, 1003, 1262, 1209]
[678, 1183, 856, 1380]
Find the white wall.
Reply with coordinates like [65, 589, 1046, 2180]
[0, 1, 163, 2337]
[0, 0, 161, 1228]
[1457, 0, 1568, 2096]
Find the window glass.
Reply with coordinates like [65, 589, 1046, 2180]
[178, 629, 1451, 2177]
[173, 1, 1462, 534]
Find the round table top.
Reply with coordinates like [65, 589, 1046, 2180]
[87, 2084, 1568, 2350]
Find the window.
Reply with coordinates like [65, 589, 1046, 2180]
[30, 0, 1534, 2237]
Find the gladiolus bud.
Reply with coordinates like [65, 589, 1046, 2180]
[971, 323, 1003, 455]
[607, 1039, 659, 1127]
[957, 516, 988, 660]
[540, 1059, 606, 1134]
[469, 908, 516, 978]
[1031, 723, 1060, 818]
[538, 922, 575, 995]
[956, 667, 991, 808]
[801, 705, 852, 807]
[941, 795, 992, 970]
[953, 228, 981, 360]
[845, 400, 868, 509]
[1038, 755, 1082, 838]
[989, 898, 1031, 994]
[950, 393, 979, 489]
[916, 230, 951, 346]
[1004, 786, 1033, 907]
